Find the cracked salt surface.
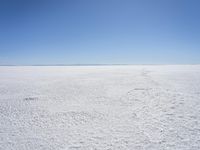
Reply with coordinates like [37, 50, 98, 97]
[0, 65, 200, 150]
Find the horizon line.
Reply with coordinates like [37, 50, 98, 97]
[0, 63, 200, 66]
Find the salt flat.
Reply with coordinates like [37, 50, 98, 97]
[0, 65, 200, 150]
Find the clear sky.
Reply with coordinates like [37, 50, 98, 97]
[0, 0, 200, 65]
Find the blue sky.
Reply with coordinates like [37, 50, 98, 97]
[0, 0, 200, 65]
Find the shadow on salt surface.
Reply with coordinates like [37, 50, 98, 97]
[133, 88, 151, 91]
[23, 97, 39, 101]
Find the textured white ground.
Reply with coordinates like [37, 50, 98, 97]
[0, 65, 200, 150]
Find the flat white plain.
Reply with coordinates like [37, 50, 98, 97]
[0, 65, 200, 150]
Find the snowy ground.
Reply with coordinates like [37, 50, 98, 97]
[0, 65, 200, 150]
